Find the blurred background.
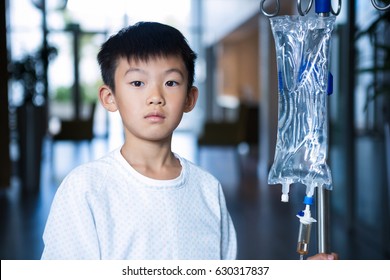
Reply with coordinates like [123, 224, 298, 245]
[0, 0, 389, 260]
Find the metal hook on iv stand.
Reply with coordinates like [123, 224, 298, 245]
[331, 0, 342, 15]
[297, 0, 314, 16]
[371, 0, 390, 11]
[260, 0, 280, 17]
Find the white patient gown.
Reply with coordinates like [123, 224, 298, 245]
[41, 148, 237, 260]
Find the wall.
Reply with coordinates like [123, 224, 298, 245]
[202, 0, 260, 46]
[216, 23, 259, 104]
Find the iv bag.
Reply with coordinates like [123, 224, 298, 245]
[267, 15, 335, 199]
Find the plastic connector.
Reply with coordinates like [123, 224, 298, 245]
[281, 193, 289, 202]
[303, 196, 314, 205]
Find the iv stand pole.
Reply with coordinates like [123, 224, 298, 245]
[315, 0, 333, 255]
[316, 186, 330, 253]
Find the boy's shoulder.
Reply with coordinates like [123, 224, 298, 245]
[71, 148, 118, 172]
[59, 149, 120, 192]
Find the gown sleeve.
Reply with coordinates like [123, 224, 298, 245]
[41, 171, 101, 259]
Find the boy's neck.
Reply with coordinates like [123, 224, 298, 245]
[120, 141, 181, 180]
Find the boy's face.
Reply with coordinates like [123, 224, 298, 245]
[99, 55, 198, 143]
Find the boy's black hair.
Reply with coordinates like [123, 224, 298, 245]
[97, 21, 197, 92]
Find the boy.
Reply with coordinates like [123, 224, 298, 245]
[41, 21, 237, 260]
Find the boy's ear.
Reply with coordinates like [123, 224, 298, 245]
[184, 86, 199, 113]
[99, 85, 117, 112]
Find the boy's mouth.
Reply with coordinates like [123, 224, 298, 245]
[145, 111, 165, 122]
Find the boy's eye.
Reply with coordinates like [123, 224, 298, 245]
[130, 81, 144, 87]
[166, 81, 178, 87]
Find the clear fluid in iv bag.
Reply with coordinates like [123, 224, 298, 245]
[267, 15, 336, 194]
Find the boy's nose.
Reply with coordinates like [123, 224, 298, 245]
[148, 96, 165, 105]
[147, 88, 165, 105]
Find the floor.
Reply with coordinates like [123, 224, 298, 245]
[1, 113, 389, 260]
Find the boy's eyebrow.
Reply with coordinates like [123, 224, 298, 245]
[124, 67, 145, 76]
[165, 68, 185, 79]
[124, 67, 185, 79]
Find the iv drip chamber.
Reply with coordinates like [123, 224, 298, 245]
[296, 204, 316, 258]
